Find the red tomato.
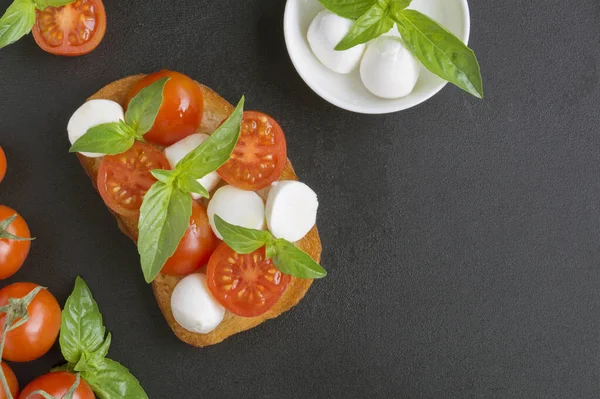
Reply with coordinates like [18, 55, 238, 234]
[127, 70, 204, 146]
[0, 206, 31, 280]
[0, 147, 6, 184]
[97, 142, 170, 217]
[0, 283, 61, 362]
[0, 362, 18, 399]
[218, 111, 287, 191]
[32, 0, 106, 56]
[19, 372, 94, 399]
[161, 202, 219, 276]
[207, 243, 291, 317]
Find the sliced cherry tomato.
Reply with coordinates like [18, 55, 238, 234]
[0, 147, 6, 184]
[19, 372, 94, 399]
[0, 283, 61, 362]
[218, 111, 287, 190]
[161, 202, 219, 276]
[32, 0, 106, 56]
[207, 243, 291, 317]
[97, 142, 170, 217]
[0, 206, 31, 280]
[0, 362, 18, 399]
[127, 70, 204, 146]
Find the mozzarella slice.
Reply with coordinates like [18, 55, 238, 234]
[307, 10, 366, 74]
[171, 274, 225, 334]
[164, 134, 221, 198]
[266, 181, 318, 242]
[360, 36, 420, 99]
[207, 185, 265, 239]
[67, 99, 125, 158]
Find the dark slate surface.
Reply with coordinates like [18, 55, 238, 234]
[1, 0, 599, 397]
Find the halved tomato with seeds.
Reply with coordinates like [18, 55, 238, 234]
[32, 0, 107, 56]
[217, 111, 287, 191]
[97, 142, 170, 217]
[206, 243, 291, 317]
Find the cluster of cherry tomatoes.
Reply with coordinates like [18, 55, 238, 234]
[0, 149, 93, 398]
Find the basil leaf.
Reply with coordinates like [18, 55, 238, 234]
[0, 0, 36, 49]
[81, 358, 148, 399]
[176, 97, 244, 179]
[125, 77, 169, 135]
[270, 239, 327, 279]
[214, 215, 270, 254]
[177, 173, 209, 198]
[335, 2, 394, 51]
[394, 9, 484, 98]
[60, 276, 106, 364]
[150, 169, 176, 185]
[69, 121, 135, 155]
[89, 332, 111, 366]
[319, 0, 376, 19]
[138, 182, 192, 283]
[34, 0, 75, 9]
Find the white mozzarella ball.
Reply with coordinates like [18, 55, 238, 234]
[307, 10, 366, 74]
[207, 185, 265, 239]
[171, 274, 225, 334]
[164, 134, 221, 197]
[360, 36, 420, 99]
[67, 99, 125, 158]
[266, 181, 318, 242]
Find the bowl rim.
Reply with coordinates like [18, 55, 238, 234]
[283, 0, 471, 114]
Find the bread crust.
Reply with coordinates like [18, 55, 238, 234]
[76, 75, 321, 347]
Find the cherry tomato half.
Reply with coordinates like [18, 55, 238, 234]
[218, 111, 287, 191]
[0, 362, 18, 399]
[127, 70, 204, 146]
[0, 206, 31, 280]
[32, 0, 107, 56]
[19, 372, 94, 399]
[97, 142, 170, 217]
[207, 243, 291, 317]
[0, 147, 6, 184]
[161, 202, 219, 276]
[0, 283, 61, 362]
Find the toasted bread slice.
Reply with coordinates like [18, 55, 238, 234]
[76, 75, 321, 347]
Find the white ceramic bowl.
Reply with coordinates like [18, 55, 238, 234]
[284, 0, 471, 114]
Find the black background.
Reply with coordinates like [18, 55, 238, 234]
[1, 0, 599, 397]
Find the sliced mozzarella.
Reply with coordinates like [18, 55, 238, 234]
[207, 185, 265, 239]
[266, 181, 318, 242]
[67, 99, 125, 158]
[171, 274, 225, 334]
[164, 134, 221, 198]
[360, 36, 420, 99]
[307, 10, 366, 74]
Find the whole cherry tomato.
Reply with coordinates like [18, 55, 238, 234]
[127, 70, 205, 146]
[0, 206, 31, 280]
[0, 147, 6, 184]
[0, 283, 61, 362]
[19, 372, 94, 399]
[0, 362, 18, 399]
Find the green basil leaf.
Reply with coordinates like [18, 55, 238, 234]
[34, 0, 75, 9]
[69, 121, 135, 155]
[89, 332, 111, 366]
[150, 169, 176, 185]
[318, 0, 376, 19]
[138, 182, 192, 283]
[60, 276, 106, 364]
[271, 239, 327, 279]
[214, 215, 270, 254]
[125, 77, 169, 135]
[394, 9, 484, 98]
[0, 0, 36, 49]
[81, 358, 148, 399]
[177, 173, 209, 198]
[175, 97, 244, 179]
[335, 3, 394, 51]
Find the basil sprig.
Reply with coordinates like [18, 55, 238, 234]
[0, 0, 75, 50]
[138, 97, 245, 283]
[69, 77, 169, 155]
[320, 0, 484, 98]
[56, 277, 148, 399]
[214, 215, 327, 279]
